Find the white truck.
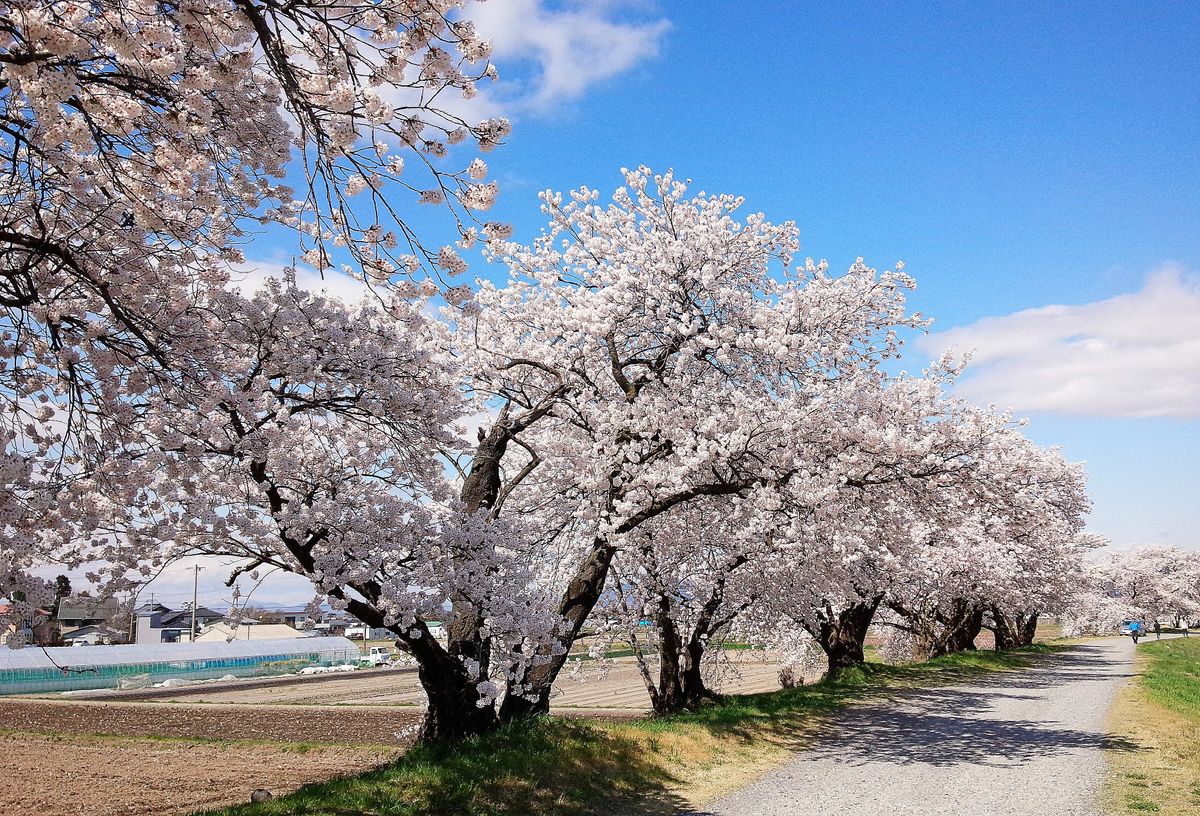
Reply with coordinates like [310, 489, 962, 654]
[359, 646, 393, 667]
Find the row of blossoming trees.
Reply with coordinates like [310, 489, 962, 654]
[2, 0, 1183, 745]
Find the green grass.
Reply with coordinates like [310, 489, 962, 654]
[1138, 638, 1200, 721]
[197, 645, 1058, 816]
[1105, 637, 1200, 815]
[200, 718, 690, 816]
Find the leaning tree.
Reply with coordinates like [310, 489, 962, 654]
[1, 0, 507, 638]
[452, 167, 923, 719]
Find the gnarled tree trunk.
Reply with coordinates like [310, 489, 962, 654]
[499, 537, 618, 721]
[635, 624, 725, 715]
[636, 562, 746, 716]
[811, 597, 881, 679]
[892, 598, 984, 661]
[942, 602, 984, 654]
[992, 608, 1039, 650]
[339, 597, 496, 744]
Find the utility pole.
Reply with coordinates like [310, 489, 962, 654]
[190, 565, 204, 643]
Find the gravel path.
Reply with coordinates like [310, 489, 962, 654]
[701, 639, 1142, 816]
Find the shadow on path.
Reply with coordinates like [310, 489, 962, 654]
[796, 644, 1144, 768]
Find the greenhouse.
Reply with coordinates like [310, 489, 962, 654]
[0, 636, 359, 695]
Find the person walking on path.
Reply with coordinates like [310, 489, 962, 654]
[1154, 620, 1161, 640]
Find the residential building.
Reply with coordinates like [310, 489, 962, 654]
[134, 603, 224, 643]
[195, 621, 309, 642]
[55, 596, 120, 632]
[61, 625, 123, 646]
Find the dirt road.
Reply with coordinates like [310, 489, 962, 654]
[702, 639, 1140, 816]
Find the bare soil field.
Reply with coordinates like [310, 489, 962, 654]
[0, 653, 784, 816]
[0, 698, 423, 743]
[0, 732, 402, 816]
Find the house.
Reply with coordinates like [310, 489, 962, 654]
[311, 610, 360, 637]
[160, 606, 223, 636]
[1, 599, 56, 646]
[345, 623, 394, 641]
[56, 596, 119, 632]
[61, 624, 124, 646]
[135, 603, 224, 643]
[345, 621, 445, 644]
[276, 609, 312, 628]
[195, 621, 310, 642]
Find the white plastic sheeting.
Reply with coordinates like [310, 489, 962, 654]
[0, 636, 360, 694]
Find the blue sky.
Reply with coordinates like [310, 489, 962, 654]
[461, 0, 1200, 554]
[168, 2, 1200, 607]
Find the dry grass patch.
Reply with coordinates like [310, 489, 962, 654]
[1105, 642, 1200, 815]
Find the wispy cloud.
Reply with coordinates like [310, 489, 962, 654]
[918, 265, 1200, 419]
[468, 0, 670, 114]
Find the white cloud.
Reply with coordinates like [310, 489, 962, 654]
[137, 556, 317, 610]
[229, 260, 371, 304]
[31, 555, 318, 610]
[467, 0, 670, 113]
[918, 265, 1200, 419]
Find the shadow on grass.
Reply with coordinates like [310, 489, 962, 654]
[202, 717, 690, 816]
[199, 645, 1088, 816]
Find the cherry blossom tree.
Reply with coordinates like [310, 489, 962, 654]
[1066, 544, 1200, 633]
[454, 167, 923, 719]
[1, 0, 508, 643]
[879, 428, 1093, 660]
[28, 280, 563, 742]
[604, 496, 774, 714]
[590, 361, 1096, 704]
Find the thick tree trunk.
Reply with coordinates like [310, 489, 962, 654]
[414, 646, 499, 743]
[943, 604, 984, 653]
[647, 606, 719, 716]
[992, 608, 1039, 650]
[1018, 611, 1039, 646]
[814, 598, 880, 679]
[679, 638, 716, 708]
[893, 598, 983, 661]
[339, 596, 496, 743]
[653, 617, 687, 716]
[499, 538, 619, 721]
[644, 555, 747, 715]
[441, 421, 514, 713]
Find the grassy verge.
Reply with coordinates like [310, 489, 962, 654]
[1106, 638, 1200, 815]
[199, 645, 1056, 816]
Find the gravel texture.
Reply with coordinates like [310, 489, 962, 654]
[701, 639, 1139, 816]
